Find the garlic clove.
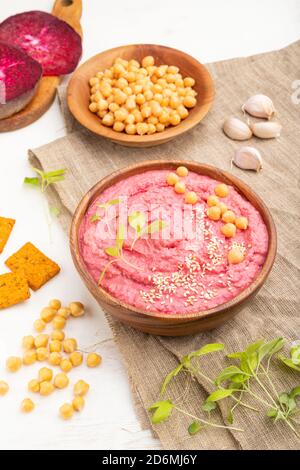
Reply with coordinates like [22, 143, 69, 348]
[242, 94, 276, 119]
[232, 146, 263, 172]
[251, 121, 282, 139]
[223, 117, 252, 141]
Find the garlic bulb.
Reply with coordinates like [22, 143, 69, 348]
[242, 94, 275, 119]
[232, 146, 263, 172]
[251, 121, 282, 139]
[223, 117, 252, 141]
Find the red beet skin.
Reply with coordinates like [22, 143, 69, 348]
[0, 41, 42, 102]
[0, 11, 82, 76]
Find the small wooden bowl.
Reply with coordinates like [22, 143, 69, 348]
[70, 161, 277, 336]
[67, 44, 214, 147]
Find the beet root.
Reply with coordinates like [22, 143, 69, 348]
[0, 42, 42, 119]
[0, 10, 82, 76]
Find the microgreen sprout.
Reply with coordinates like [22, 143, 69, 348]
[128, 211, 167, 250]
[278, 341, 300, 372]
[24, 167, 66, 192]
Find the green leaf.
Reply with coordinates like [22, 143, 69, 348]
[105, 246, 120, 257]
[291, 345, 300, 365]
[49, 206, 60, 217]
[290, 386, 300, 400]
[188, 421, 202, 435]
[240, 352, 257, 375]
[227, 352, 243, 359]
[202, 401, 217, 412]
[145, 219, 167, 235]
[98, 198, 121, 209]
[227, 409, 234, 424]
[207, 389, 233, 402]
[279, 392, 290, 407]
[188, 343, 225, 360]
[258, 338, 284, 362]
[215, 366, 246, 386]
[148, 400, 174, 424]
[44, 169, 66, 178]
[267, 408, 278, 418]
[90, 214, 101, 223]
[160, 364, 183, 396]
[246, 339, 265, 355]
[24, 176, 40, 187]
[278, 355, 300, 372]
[128, 211, 146, 233]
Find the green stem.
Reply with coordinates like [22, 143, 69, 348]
[259, 364, 284, 412]
[98, 259, 119, 284]
[283, 417, 300, 439]
[243, 384, 275, 409]
[253, 372, 279, 409]
[174, 406, 244, 432]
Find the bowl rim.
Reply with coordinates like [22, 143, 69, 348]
[70, 160, 277, 321]
[67, 43, 214, 144]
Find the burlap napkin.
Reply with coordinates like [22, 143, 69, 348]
[29, 41, 300, 450]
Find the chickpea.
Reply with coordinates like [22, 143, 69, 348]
[113, 121, 125, 132]
[52, 315, 66, 330]
[215, 183, 229, 198]
[38, 367, 53, 382]
[48, 352, 62, 366]
[125, 71, 136, 83]
[151, 102, 162, 117]
[40, 307, 56, 323]
[125, 97, 136, 111]
[40, 381, 54, 396]
[235, 217, 248, 230]
[156, 65, 168, 77]
[33, 319, 46, 333]
[136, 93, 146, 105]
[34, 334, 49, 349]
[174, 181, 186, 195]
[6, 356, 22, 373]
[159, 110, 170, 124]
[96, 71, 104, 79]
[48, 299, 61, 310]
[133, 110, 143, 123]
[177, 105, 189, 119]
[125, 124, 137, 135]
[222, 210, 236, 224]
[116, 77, 128, 89]
[221, 223, 237, 238]
[57, 307, 71, 319]
[97, 110, 107, 119]
[166, 172, 179, 186]
[141, 106, 151, 119]
[113, 63, 126, 76]
[123, 86, 133, 96]
[72, 396, 85, 412]
[21, 398, 35, 413]
[51, 330, 65, 341]
[36, 347, 49, 362]
[89, 77, 99, 87]
[148, 116, 158, 125]
[28, 379, 40, 393]
[114, 90, 127, 104]
[175, 78, 184, 88]
[228, 248, 244, 264]
[49, 340, 62, 353]
[87, 353, 102, 368]
[22, 335, 35, 350]
[23, 349, 37, 366]
[185, 191, 198, 205]
[156, 123, 165, 132]
[184, 77, 196, 87]
[218, 202, 228, 215]
[207, 195, 219, 207]
[74, 380, 90, 397]
[136, 123, 148, 135]
[0, 380, 9, 396]
[147, 65, 157, 76]
[104, 69, 113, 79]
[92, 91, 102, 102]
[183, 96, 197, 108]
[54, 373, 69, 389]
[59, 403, 74, 420]
[109, 102, 119, 113]
[207, 206, 221, 221]
[60, 359, 73, 373]
[144, 90, 154, 101]
[169, 113, 181, 126]
[161, 97, 169, 107]
[114, 108, 128, 122]
[63, 339, 77, 354]
[169, 95, 180, 109]
[176, 166, 189, 177]
[147, 123, 156, 134]
[141, 56, 154, 68]
[69, 351, 83, 367]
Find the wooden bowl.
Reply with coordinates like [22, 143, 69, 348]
[70, 161, 277, 336]
[67, 44, 214, 147]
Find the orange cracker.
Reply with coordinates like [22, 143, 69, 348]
[0, 217, 15, 254]
[0, 272, 30, 309]
[5, 242, 60, 291]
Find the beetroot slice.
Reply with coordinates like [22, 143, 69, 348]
[0, 10, 82, 76]
[0, 41, 42, 103]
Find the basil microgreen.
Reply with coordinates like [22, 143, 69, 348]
[24, 167, 66, 192]
[279, 342, 300, 372]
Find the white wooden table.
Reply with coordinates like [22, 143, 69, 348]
[0, 0, 299, 450]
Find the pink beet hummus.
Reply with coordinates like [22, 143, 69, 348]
[79, 169, 269, 314]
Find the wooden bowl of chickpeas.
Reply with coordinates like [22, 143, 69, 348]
[67, 44, 214, 147]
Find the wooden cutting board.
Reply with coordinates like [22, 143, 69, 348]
[0, 0, 83, 132]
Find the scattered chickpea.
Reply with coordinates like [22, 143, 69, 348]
[69, 351, 83, 367]
[49, 340, 62, 353]
[51, 330, 65, 342]
[63, 338, 77, 354]
[21, 398, 35, 413]
[48, 299, 61, 310]
[33, 319, 46, 333]
[57, 307, 71, 319]
[28, 379, 40, 393]
[174, 181, 186, 194]
[166, 172, 179, 186]
[39, 381, 54, 396]
[59, 403, 74, 420]
[228, 248, 245, 264]
[72, 396, 85, 412]
[74, 380, 90, 397]
[54, 373, 69, 389]
[34, 334, 49, 349]
[69, 302, 85, 318]
[48, 352, 62, 366]
[221, 223, 237, 238]
[218, 202, 228, 215]
[222, 210, 236, 224]
[235, 217, 248, 230]
[60, 359, 73, 373]
[38, 367, 53, 382]
[207, 195, 219, 207]
[207, 206, 222, 221]
[6, 356, 22, 373]
[52, 315, 66, 330]
[215, 183, 229, 198]
[0, 380, 9, 396]
[36, 347, 49, 361]
[185, 191, 198, 205]
[40, 307, 56, 323]
[22, 335, 35, 350]
[87, 353, 102, 368]
[23, 349, 37, 366]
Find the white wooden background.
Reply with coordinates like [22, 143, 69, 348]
[0, 0, 299, 450]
